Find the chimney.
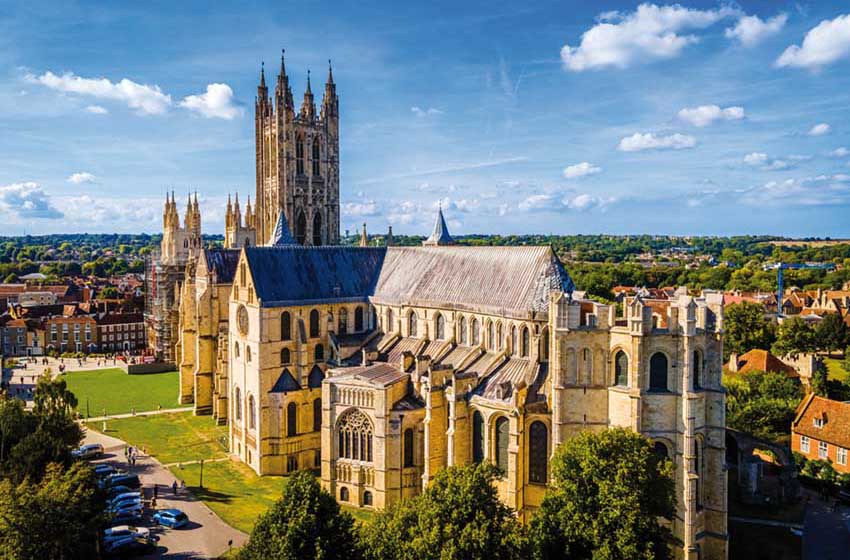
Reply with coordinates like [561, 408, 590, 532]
[728, 352, 739, 373]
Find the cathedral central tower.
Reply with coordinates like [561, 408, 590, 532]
[254, 51, 340, 246]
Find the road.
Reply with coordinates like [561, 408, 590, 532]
[802, 490, 850, 560]
[84, 427, 247, 559]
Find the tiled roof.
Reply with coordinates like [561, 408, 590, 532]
[202, 248, 241, 284]
[793, 394, 850, 449]
[329, 362, 408, 387]
[472, 357, 534, 402]
[732, 349, 798, 379]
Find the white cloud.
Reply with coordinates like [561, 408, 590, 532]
[743, 152, 793, 170]
[743, 152, 769, 166]
[808, 123, 831, 136]
[560, 3, 740, 71]
[740, 175, 850, 206]
[411, 106, 443, 117]
[564, 193, 615, 211]
[179, 83, 241, 120]
[341, 200, 380, 217]
[725, 14, 787, 47]
[518, 194, 556, 211]
[67, 172, 96, 184]
[84, 105, 108, 114]
[563, 162, 602, 179]
[677, 104, 744, 127]
[618, 132, 696, 152]
[830, 147, 849, 157]
[28, 71, 172, 115]
[776, 14, 850, 70]
[0, 182, 63, 219]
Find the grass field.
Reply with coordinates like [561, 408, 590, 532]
[825, 357, 848, 383]
[96, 411, 228, 465]
[63, 367, 183, 416]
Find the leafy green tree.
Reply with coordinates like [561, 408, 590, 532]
[0, 399, 30, 465]
[529, 428, 675, 560]
[723, 302, 775, 359]
[0, 462, 106, 560]
[772, 317, 816, 359]
[814, 312, 849, 356]
[240, 471, 360, 560]
[809, 364, 829, 397]
[724, 370, 802, 442]
[361, 463, 526, 560]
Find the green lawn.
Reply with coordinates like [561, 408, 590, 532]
[825, 357, 848, 383]
[63, 367, 184, 416]
[93, 411, 228, 465]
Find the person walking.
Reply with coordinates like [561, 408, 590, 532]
[172, 480, 178, 495]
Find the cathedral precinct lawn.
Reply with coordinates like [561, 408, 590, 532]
[94, 411, 228, 465]
[63, 367, 183, 416]
[824, 357, 848, 383]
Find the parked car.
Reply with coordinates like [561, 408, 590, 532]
[103, 474, 141, 490]
[152, 509, 188, 529]
[103, 535, 157, 557]
[108, 497, 142, 512]
[94, 464, 119, 478]
[103, 525, 152, 545]
[106, 486, 134, 499]
[72, 443, 104, 460]
[108, 491, 141, 503]
[108, 510, 143, 527]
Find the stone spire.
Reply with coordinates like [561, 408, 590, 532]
[359, 223, 368, 247]
[300, 70, 315, 120]
[226, 194, 233, 228]
[269, 211, 297, 246]
[422, 204, 454, 246]
[245, 196, 253, 228]
[321, 59, 338, 121]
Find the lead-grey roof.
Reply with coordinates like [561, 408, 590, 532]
[269, 212, 297, 246]
[244, 245, 574, 316]
[202, 248, 241, 284]
[423, 207, 454, 246]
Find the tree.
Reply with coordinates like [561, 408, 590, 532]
[0, 462, 106, 560]
[529, 428, 674, 560]
[772, 317, 816, 359]
[724, 370, 802, 442]
[360, 463, 526, 560]
[723, 302, 775, 360]
[814, 312, 849, 357]
[239, 471, 360, 560]
[809, 364, 829, 397]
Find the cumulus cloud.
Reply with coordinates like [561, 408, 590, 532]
[743, 152, 790, 170]
[618, 132, 696, 152]
[84, 105, 108, 114]
[560, 3, 740, 71]
[518, 194, 557, 211]
[740, 175, 850, 206]
[411, 106, 443, 117]
[563, 162, 602, 179]
[341, 200, 380, 217]
[725, 13, 787, 47]
[776, 14, 850, 70]
[516, 192, 614, 212]
[831, 147, 850, 157]
[677, 104, 744, 127]
[67, 172, 96, 184]
[0, 182, 63, 219]
[28, 71, 172, 115]
[808, 123, 831, 136]
[564, 193, 615, 211]
[179, 83, 241, 119]
[743, 152, 768, 166]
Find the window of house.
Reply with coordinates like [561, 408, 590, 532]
[615, 350, 629, 387]
[459, 316, 467, 345]
[314, 449, 321, 468]
[340, 487, 349, 502]
[649, 352, 668, 392]
[495, 417, 509, 474]
[281, 312, 291, 340]
[510, 326, 518, 356]
[488, 321, 495, 350]
[403, 428, 414, 468]
[314, 343, 324, 362]
[363, 490, 373, 506]
[529, 421, 548, 484]
[309, 309, 320, 338]
[496, 323, 502, 351]
[838, 447, 847, 466]
[695, 439, 703, 510]
[472, 411, 484, 464]
[287, 455, 297, 473]
[312, 212, 322, 246]
[819, 440, 828, 459]
[280, 348, 291, 365]
[287, 402, 298, 437]
[246, 346, 252, 363]
[813, 417, 824, 428]
[800, 435, 810, 453]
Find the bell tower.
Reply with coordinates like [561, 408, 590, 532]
[254, 50, 340, 246]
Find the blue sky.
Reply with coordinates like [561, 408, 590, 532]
[2, 1, 850, 237]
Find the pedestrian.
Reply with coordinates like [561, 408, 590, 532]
[153, 485, 158, 500]
[180, 480, 185, 493]
[172, 481, 178, 495]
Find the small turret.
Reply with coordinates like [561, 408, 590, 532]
[183, 193, 194, 230]
[322, 59, 338, 121]
[422, 205, 454, 246]
[233, 193, 242, 227]
[386, 225, 394, 247]
[245, 196, 253, 228]
[226, 194, 233, 228]
[300, 70, 316, 120]
[269, 212, 297, 246]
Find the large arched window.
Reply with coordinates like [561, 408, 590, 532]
[309, 309, 320, 338]
[472, 411, 485, 463]
[529, 421, 548, 484]
[296, 135, 305, 175]
[692, 350, 703, 390]
[363, 490, 372, 506]
[314, 343, 324, 362]
[248, 394, 256, 430]
[472, 318, 480, 346]
[312, 212, 322, 246]
[338, 308, 348, 335]
[313, 398, 322, 432]
[354, 306, 364, 332]
[436, 313, 445, 340]
[287, 402, 297, 437]
[340, 487, 349, 502]
[280, 347, 291, 365]
[312, 139, 321, 176]
[653, 441, 670, 461]
[459, 316, 467, 344]
[281, 311, 291, 341]
[337, 409, 373, 462]
[234, 387, 242, 421]
[408, 311, 417, 337]
[649, 352, 668, 392]
[403, 428, 414, 467]
[615, 350, 629, 387]
[495, 417, 509, 473]
[520, 327, 529, 357]
[295, 211, 307, 245]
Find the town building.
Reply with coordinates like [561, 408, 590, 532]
[792, 394, 850, 474]
[95, 312, 146, 352]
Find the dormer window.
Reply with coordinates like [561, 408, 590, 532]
[813, 417, 825, 428]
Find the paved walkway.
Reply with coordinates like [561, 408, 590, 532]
[84, 427, 247, 559]
[82, 407, 192, 422]
[802, 490, 850, 560]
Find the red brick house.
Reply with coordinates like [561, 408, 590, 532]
[791, 394, 850, 474]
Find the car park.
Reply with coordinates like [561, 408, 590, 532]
[109, 497, 142, 512]
[103, 474, 141, 489]
[103, 525, 152, 545]
[106, 485, 134, 499]
[152, 509, 188, 529]
[108, 491, 141, 503]
[103, 535, 157, 557]
[94, 464, 119, 478]
[72, 443, 104, 460]
[108, 510, 143, 527]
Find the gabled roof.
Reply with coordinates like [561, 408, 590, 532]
[270, 368, 300, 393]
[201, 248, 241, 284]
[732, 349, 798, 379]
[422, 207, 454, 246]
[793, 394, 850, 449]
[269, 212, 297, 246]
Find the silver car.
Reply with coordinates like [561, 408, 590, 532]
[72, 443, 104, 460]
